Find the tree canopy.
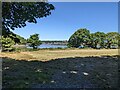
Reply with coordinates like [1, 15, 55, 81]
[68, 28, 90, 48]
[15, 34, 27, 44]
[68, 28, 119, 49]
[2, 2, 55, 36]
[90, 32, 106, 49]
[1, 36, 15, 51]
[27, 34, 42, 49]
[2, 30, 26, 44]
[105, 32, 119, 48]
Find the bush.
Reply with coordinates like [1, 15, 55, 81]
[13, 47, 36, 52]
[27, 34, 42, 49]
[1, 36, 15, 52]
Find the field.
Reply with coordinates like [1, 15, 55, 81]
[0, 49, 118, 61]
[1, 49, 119, 88]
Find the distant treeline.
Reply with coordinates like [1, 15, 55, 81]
[41, 40, 68, 45]
[68, 28, 120, 49]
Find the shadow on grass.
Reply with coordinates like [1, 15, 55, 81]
[2, 55, 119, 88]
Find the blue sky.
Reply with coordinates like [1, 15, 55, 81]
[13, 2, 118, 40]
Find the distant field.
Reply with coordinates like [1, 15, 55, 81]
[0, 49, 118, 61]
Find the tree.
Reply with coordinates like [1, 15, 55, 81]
[2, 2, 55, 36]
[105, 32, 119, 49]
[118, 34, 120, 48]
[90, 32, 106, 49]
[1, 30, 26, 44]
[15, 34, 27, 44]
[68, 28, 90, 48]
[89, 33, 96, 48]
[68, 28, 119, 49]
[1, 36, 15, 51]
[27, 34, 42, 49]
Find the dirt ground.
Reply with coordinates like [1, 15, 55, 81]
[1, 49, 119, 88]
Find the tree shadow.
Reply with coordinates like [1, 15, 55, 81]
[2, 55, 119, 88]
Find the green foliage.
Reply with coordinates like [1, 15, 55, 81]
[2, 2, 55, 36]
[68, 28, 119, 49]
[68, 28, 90, 48]
[2, 30, 26, 45]
[90, 32, 106, 49]
[118, 34, 120, 48]
[13, 47, 41, 52]
[105, 32, 119, 48]
[15, 34, 27, 44]
[1, 36, 15, 51]
[27, 34, 42, 49]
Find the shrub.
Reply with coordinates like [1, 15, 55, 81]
[27, 34, 42, 49]
[1, 36, 15, 52]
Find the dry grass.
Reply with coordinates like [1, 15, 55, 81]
[0, 49, 118, 61]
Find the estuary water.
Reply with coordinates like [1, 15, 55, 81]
[38, 44, 67, 48]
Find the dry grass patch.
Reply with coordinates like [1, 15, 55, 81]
[0, 49, 118, 61]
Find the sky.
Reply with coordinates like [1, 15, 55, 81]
[13, 2, 118, 40]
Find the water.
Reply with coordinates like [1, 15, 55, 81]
[38, 44, 67, 48]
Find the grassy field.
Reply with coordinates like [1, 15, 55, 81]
[1, 49, 119, 88]
[0, 49, 118, 61]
